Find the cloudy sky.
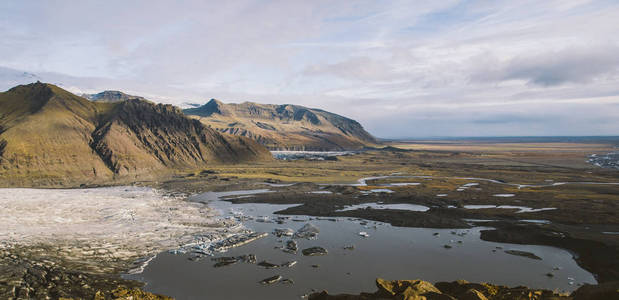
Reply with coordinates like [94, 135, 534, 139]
[1, 0, 619, 138]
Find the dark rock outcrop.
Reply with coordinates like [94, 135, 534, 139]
[90, 98, 270, 176]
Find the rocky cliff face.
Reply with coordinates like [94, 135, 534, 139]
[184, 99, 378, 151]
[0, 83, 270, 186]
[90, 98, 269, 176]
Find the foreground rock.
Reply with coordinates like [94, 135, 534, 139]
[309, 278, 619, 300]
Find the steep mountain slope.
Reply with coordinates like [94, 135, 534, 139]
[0, 82, 116, 185]
[0, 83, 270, 186]
[184, 99, 378, 150]
[82, 90, 145, 103]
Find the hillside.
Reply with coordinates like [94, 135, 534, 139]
[184, 99, 378, 150]
[0, 83, 271, 187]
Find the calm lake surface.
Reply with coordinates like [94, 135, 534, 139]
[127, 196, 596, 300]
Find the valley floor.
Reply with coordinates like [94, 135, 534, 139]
[0, 139, 618, 299]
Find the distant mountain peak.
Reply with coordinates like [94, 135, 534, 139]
[204, 98, 225, 109]
[82, 90, 145, 103]
[206, 98, 223, 105]
[184, 98, 226, 117]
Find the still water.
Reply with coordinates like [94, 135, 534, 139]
[127, 198, 596, 300]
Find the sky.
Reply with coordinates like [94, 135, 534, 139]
[1, 0, 619, 138]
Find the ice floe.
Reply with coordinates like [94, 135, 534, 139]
[336, 203, 430, 212]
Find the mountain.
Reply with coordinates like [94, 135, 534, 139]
[82, 90, 145, 103]
[0, 83, 271, 186]
[183, 99, 378, 150]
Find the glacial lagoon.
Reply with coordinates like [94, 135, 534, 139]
[127, 192, 596, 300]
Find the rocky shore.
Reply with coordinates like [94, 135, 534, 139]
[309, 278, 619, 300]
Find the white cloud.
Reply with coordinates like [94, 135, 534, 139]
[470, 45, 619, 86]
[1, 0, 618, 137]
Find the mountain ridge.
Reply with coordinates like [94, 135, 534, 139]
[184, 99, 378, 150]
[0, 83, 271, 187]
